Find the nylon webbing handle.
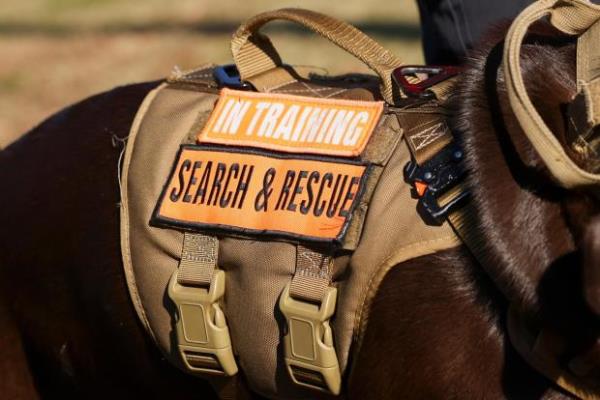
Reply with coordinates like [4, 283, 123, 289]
[575, 19, 600, 129]
[290, 245, 333, 304]
[503, 0, 600, 188]
[231, 8, 404, 104]
[177, 232, 218, 287]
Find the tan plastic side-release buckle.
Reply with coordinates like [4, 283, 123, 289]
[168, 269, 238, 376]
[279, 283, 341, 395]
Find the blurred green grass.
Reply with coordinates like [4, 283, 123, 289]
[0, 0, 423, 145]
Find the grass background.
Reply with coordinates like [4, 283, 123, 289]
[0, 0, 423, 146]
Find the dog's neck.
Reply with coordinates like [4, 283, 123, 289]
[449, 29, 578, 319]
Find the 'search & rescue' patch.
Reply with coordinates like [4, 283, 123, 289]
[152, 145, 370, 243]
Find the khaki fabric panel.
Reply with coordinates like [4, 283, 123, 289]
[267, 79, 380, 102]
[167, 64, 219, 89]
[217, 239, 301, 397]
[124, 86, 220, 359]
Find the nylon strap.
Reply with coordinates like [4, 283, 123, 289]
[177, 232, 218, 287]
[503, 0, 600, 188]
[243, 66, 298, 93]
[231, 8, 404, 104]
[569, 18, 600, 151]
[290, 245, 333, 304]
[577, 16, 600, 91]
[401, 110, 453, 165]
[428, 76, 459, 105]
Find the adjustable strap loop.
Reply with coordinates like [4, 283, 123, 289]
[231, 8, 404, 104]
[289, 245, 332, 304]
[168, 233, 238, 377]
[177, 233, 218, 287]
[279, 245, 341, 395]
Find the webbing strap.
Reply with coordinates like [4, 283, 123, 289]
[231, 8, 404, 104]
[243, 66, 298, 93]
[281, 245, 341, 394]
[428, 77, 459, 105]
[503, 0, 600, 188]
[402, 111, 453, 165]
[569, 19, 600, 147]
[577, 17, 600, 92]
[177, 232, 218, 287]
[290, 245, 333, 304]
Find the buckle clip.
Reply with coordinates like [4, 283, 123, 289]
[279, 284, 341, 395]
[392, 65, 461, 98]
[213, 64, 253, 90]
[168, 269, 238, 376]
[404, 143, 469, 224]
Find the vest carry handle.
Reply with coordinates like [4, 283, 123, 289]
[231, 8, 404, 104]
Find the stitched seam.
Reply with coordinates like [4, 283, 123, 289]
[266, 79, 299, 92]
[272, 86, 339, 94]
[325, 88, 350, 98]
[303, 81, 325, 98]
[119, 84, 168, 347]
[410, 122, 448, 150]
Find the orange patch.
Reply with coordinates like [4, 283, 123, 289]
[197, 88, 384, 157]
[153, 145, 369, 243]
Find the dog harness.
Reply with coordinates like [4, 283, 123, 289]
[119, 9, 461, 399]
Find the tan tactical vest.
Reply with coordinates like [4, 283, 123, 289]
[119, 8, 462, 399]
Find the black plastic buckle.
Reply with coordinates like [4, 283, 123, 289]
[392, 65, 461, 99]
[213, 64, 253, 90]
[404, 143, 469, 225]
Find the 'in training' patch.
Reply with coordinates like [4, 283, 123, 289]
[197, 88, 384, 157]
